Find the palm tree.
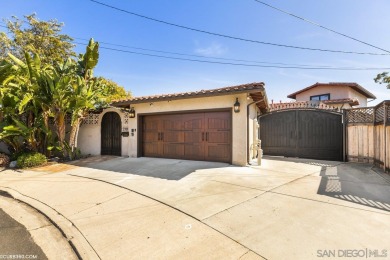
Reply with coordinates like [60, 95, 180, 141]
[68, 39, 101, 158]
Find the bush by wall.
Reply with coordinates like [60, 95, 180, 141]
[16, 152, 47, 168]
[0, 153, 10, 167]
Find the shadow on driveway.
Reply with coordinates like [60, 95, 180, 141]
[264, 156, 390, 212]
[69, 156, 234, 180]
[263, 155, 341, 167]
[317, 163, 390, 212]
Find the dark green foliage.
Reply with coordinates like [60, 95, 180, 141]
[16, 152, 47, 168]
[1, 14, 130, 161]
[374, 72, 390, 89]
[0, 13, 75, 65]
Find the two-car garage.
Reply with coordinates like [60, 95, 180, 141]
[76, 82, 269, 166]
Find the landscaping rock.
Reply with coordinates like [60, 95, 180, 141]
[49, 157, 60, 163]
[9, 161, 17, 168]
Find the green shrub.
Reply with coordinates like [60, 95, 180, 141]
[10, 150, 26, 161]
[17, 152, 47, 168]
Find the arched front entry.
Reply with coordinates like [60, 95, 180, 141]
[101, 112, 122, 156]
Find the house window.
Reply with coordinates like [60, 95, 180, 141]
[310, 94, 330, 101]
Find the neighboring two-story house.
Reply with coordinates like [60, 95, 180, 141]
[286, 82, 376, 108]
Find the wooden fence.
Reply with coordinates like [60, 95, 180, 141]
[345, 100, 390, 172]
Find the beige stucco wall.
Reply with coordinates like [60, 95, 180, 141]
[295, 85, 368, 107]
[77, 93, 262, 166]
[351, 91, 368, 107]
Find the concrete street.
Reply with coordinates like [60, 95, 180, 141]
[0, 156, 389, 259]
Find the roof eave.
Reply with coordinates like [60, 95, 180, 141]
[351, 85, 376, 99]
[287, 82, 377, 100]
[111, 87, 266, 107]
[249, 90, 269, 113]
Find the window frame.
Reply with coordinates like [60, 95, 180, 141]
[310, 93, 330, 101]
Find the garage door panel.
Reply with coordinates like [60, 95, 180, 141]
[184, 132, 202, 143]
[205, 144, 231, 162]
[143, 143, 160, 157]
[184, 144, 204, 159]
[183, 120, 203, 130]
[206, 112, 231, 130]
[142, 111, 231, 163]
[207, 118, 228, 129]
[143, 117, 162, 157]
[144, 118, 159, 130]
[162, 118, 183, 130]
[184, 117, 204, 130]
[164, 131, 183, 142]
[207, 131, 230, 144]
[143, 132, 158, 142]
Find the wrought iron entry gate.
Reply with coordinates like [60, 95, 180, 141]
[101, 112, 122, 156]
[260, 109, 343, 161]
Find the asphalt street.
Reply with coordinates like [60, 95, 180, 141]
[0, 207, 48, 260]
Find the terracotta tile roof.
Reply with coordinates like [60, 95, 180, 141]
[111, 82, 269, 112]
[269, 101, 305, 106]
[322, 98, 359, 106]
[269, 98, 359, 110]
[269, 101, 307, 110]
[287, 82, 376, 99]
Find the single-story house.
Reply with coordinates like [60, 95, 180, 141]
[77, 82, 269, 166]
[286, 82, 376, 108]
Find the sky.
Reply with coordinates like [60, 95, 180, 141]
[1, 0, 390, 105]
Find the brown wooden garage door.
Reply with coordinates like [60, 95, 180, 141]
[142, 111, 231, 163]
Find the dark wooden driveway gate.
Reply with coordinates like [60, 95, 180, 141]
[259, 109, 343, 161]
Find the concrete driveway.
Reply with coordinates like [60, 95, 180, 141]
[0, 156, 389, 259]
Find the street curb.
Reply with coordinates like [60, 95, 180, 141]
[0, 187, 100, 260]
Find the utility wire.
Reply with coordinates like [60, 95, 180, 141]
[253, 0, 390, 54]
[75, 41, 390, 71]
[87, 0, 388, 56]
[0, 22, 335, 68]
[2, 20, 387, 70]
[73, 36, 336, 68]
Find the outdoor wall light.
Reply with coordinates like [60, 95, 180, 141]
[234, 98, 240, 113]
[129, 107, 136, 118]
